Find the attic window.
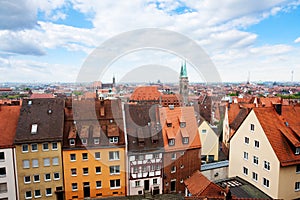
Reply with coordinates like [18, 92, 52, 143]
[168, 139, 175, 146]
[182, 137, 189, 144]
[69, 139, 75, 146]
[81, 138, 87, 145]
[167, 119, 172, 127]
[28, 100, 32, 105]
[94, 138, 100, 144]
[296, 148, 300, 155]
[180, 122, 186, 128]
[31, 124, 38, 134]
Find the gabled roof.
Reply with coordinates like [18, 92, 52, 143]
[253, 106, 300, 166]
[130, 86, 161, 101]
[14, 98, 64, 144]
[159, 106, 201, 152]
[0, 105, 20, 148]
[184, 170, 225, 197]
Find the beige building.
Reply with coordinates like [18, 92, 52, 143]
[14, 98, 65, 200]
[198, 120, 219, 162]
[229, 105, 300, 199]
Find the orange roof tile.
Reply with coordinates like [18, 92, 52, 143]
[130, 86, 161, 101]
[0, 105, 20, 148]
[30, 93, 54, 99]
[159, 106, 201, 152]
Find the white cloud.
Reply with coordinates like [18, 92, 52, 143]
[295, 37, 300, 43]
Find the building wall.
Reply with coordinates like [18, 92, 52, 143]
[278, 165, 300, 200]
[198, 121, 219, 162]
[163, 148, 201, 194]
[201, 166, 228, 182]
[129, 177, 162, 195]
[229, 110, 280, 199]
[63, 147, 126, 200]
[15, 142, 64, 200]
[0, 148, 17, 200]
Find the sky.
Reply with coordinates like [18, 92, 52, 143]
[1, 0, 300, 83]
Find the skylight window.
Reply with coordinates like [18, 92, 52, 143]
[31, 124, 38, 134]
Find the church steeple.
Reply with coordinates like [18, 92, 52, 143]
[180, 60, 187, 78]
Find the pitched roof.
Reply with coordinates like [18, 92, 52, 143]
[130, 86, 161, 101]
[30, 93, 54, 99]
[159, 106, 201, 152]
[14, 98, 64, 144]
[184, 170, 225, 197]
[0, 105, 20, 148]
[253, 106, 300, 166]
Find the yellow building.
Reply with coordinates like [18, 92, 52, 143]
[229, 105, 300, 199]
[63, 98, 126, 199]
[14, 98, 65, 200]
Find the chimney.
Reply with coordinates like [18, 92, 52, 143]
[274, 103, 282, 115]
[96, 89, 99, 99]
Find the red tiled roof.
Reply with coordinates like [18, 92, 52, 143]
[0, 105, 20, 148]
[130, 86, 161, 101]
[159, 106, 201, 152]
[30, 93, 54, 99]
[184, 170, 225, 197]
[254, 106, 300, 166]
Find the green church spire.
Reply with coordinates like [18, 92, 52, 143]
[180, 60, 187, 78]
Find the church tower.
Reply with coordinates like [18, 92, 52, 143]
[179, 60, 189, 105]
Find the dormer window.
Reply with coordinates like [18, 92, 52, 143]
[94, 138, 100, 144]
[28, 100, 32, 105]
[109, 137, 118, 144]
[31, 124, 38, 134]
[180, 122, 186, 128]
[69, 139, 75, 146]
[296, 148, 300, 155]
[168, 139, 175, 146]
[167, 119, 172, 127]
[81, 138, 87, 145]
[182, 137, 189, 144]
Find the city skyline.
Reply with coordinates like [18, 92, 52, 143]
[1, 0, 300, 83]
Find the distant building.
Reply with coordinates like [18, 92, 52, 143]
[229, 104, 300, 199]
[62, 98, 126, 199]
[124, 104, 164, 196]
[14, 98, 65, 200]
[179, 61, 189, 106]
[0, 103, 20, 200]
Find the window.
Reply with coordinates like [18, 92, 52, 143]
[109, 165, 120, 174]
[171, 153, 176, 160]
[171, 166, 176, 173]
[96, 181, 102, 189]
[253, 156, 259, 165]
[23, 160, 30, 169]
[45, 188, 52, 196]
[295, 182, 300, 191]
[24, 176, 31, 183]
[252, 172, 258, 181]
[31, 124, 38, 134]
[34, 190, 41, 198]
[264, 161, 270, 171]
[83, 168, 89, 175]
[44, 173, 51, 181]
[33, 175, 40, 182]
[52, 142, 58, 150]
[0, 152, 4, 161]
[52, 157, 59, 165]
[142, 166, 147, 172]
[25, 191, 32, 199]
[95, 152, 100, 160]
[168, 139, 175, 146]
[254, 140, 260, 148]
[153, 178, 157, 185]
[181, 164, 184, 169]
[53, 172, 60, 180]
[42, 143, 49, 151]
[71, 168, 77, 176]
[250, 124, 255, 131]
[263, 177, 270, 188]
[110, 179, 120, 189]
[0, 183, 7, 194]
[22, 144, 29, 152]
[70, 154, 76, 161]
[109, 137, 119, 143]
[182, 137, 189, 144]
[72, 183, 78, 191]
[31, 144, 38, 152]
[243, 167, 248, 175]
[32, 159, 39, 168]
[138, 155, 144, 160]
[244, 137, 249, 144]
[81, 138, 87, 145]
[154, 153, 159, 159]
[296, 165, 300, 173]
[135, 181, 140, 187]
[0, 168, 6, 177]
[69, 139, 75, 146]
[94, 138, 100, 144]
[180, 122, 186, 128]
[296, 148, 300, 155]
[243, 152, 248, 160]
[109, 151, 120, 160]
[133, 166, 138, 173]
[43, 158, 50, 167]
[82, 153, 88, 160]
[96, 166, 101, 174]
[201, 129, 207, 134]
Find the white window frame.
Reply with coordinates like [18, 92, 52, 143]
[168, 139, 175, 146]
[31, 124, 38, 134]
[263, 177, 270, 188]
[24, 176, 31, 184]
[109, 137, 119, 144]
[254, 140, 260, 149]
[52, 142, 58, 150]
[70, 154, 76, 161]
[25, 191, 32, 199]
[44, 173, 51, 181]
[243, 167, 248, 176]
[295, 182, 300, 191]
[22, 144, 29, 153]
[69, 139, 75, 146]
[83, 168, 89, 175]
[71, 168, 77, 176]
[95, 166, 101, 174]
[253, 156, 259, 165]
[250, 124, 255, 132]
[109, 151, 120, 161]
[82, 153, 88, 161]
[244, 137, 249, 145]
[45, 188, 52, 197]
[109, 165, 120, 175]
[72, 183, 78, 191]
[243, 152, 248, 160]
[135, 181, 140, 187]
[23, 160, 30, 169]
[96, 181, 102, 189]
[53, 172, 60, 180]
[171, 153, 176, 160]
[52, 157, 59, 166]
[95, 152, 100, 160]
[32, 159, 39, 168]
[42, 143, 49, 151]
[171, 166, 176, 173]
[264, 161, 270, 171]
[33, 174, 40, 183]
[34, 189, 41, 198]
[43, 158, 50, 167]
[31, 143, 38, 152]
[81, 138, 87, 145]
[94, 138, 100, 144]
[110, 179, 121, 189]
[252, 172, 258, 182]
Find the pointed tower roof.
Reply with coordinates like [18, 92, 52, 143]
[180, 60, 188, 78]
